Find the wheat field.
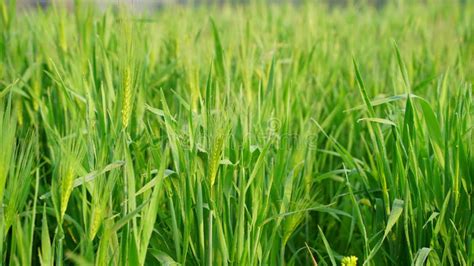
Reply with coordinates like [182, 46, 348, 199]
[0, 0, 473, 265]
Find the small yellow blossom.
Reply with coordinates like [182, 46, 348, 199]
[341, 255, 358, 266]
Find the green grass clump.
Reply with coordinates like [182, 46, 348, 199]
[0, 0, 473, 265]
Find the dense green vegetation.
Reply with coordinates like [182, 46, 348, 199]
[0, 0, 473, 265]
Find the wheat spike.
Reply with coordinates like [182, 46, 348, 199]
[15, 99, 23, 126]
[209, 130, 225, 188]
[58, 19, 67, 53]
[60, 167, 74, 220]
[89, 205, 103, 240]
[33, 79, 40, 111]
[121, 66, 132, 129]
[0, 1, 9, 28]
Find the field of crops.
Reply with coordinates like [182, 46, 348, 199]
[0, 0, 473, 265]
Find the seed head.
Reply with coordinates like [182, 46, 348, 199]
[121, 67, 132, 129]
[89, 205, 103, 240]
[209, 130, 225, 188]
[60, 167, 74, 221]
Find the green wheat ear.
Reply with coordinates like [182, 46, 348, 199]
[121, 66, 132, 129]
[209, 128, 226, 189]
[0, 1, 9, 28]
[60, 167, 75, 221]
[89, 204, 103, 240]
[15, 98, 23, 126]
[32, 78, 40, 111]
[58, 18, 67, 53]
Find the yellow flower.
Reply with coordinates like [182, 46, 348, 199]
[341, 255, 358, 266]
